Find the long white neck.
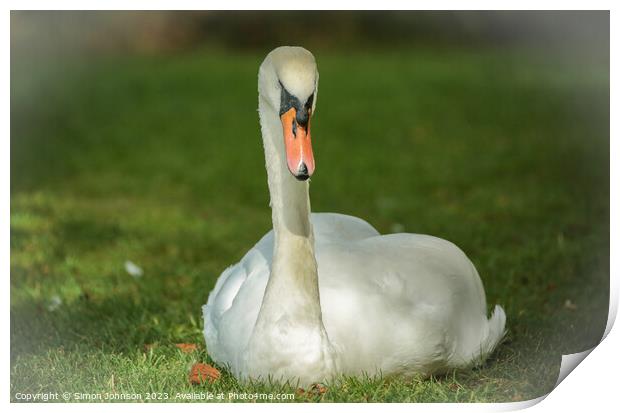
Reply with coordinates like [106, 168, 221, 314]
[241, 93, 336, 384]
[256, 94, 321, 324]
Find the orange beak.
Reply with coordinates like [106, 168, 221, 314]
[280, 108, 315, 180]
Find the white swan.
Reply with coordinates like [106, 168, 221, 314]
[203, 46, 506, 386]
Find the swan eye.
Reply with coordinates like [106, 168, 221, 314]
[278, 81, 300, 117]
[278, 81, 311, 127]
[305, 93, 314, 110]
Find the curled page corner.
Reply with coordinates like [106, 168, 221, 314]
[550, 268, 619, 390]
[506, 280, 618, 410]
[496, 347, 597, 411]
[495, 394, 548, 411]
[546, 279, 618, 397]
[555, 348, 594, 388]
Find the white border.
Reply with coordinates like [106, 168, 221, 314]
[3, 2, 617, 412]
[0, 0, 617, 11]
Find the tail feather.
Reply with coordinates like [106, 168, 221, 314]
[480, 305, 506, 359]
[451, 305, 506, 368]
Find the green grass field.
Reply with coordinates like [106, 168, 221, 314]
[10, 47, 609, 402]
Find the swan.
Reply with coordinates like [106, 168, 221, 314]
[202, 46, 506, 386]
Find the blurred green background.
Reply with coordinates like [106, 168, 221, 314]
[11, 11, 609, 402]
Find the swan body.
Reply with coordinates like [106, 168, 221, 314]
[203, 46, 505, 385]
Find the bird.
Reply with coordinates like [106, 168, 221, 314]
[202, 46, 506, 386]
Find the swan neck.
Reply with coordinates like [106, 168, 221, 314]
[242, 78, 336, 383]
[259, 96, 313, 240]
[256, 95, 321, 318]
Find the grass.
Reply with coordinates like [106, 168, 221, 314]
[10, 46, 609, 402]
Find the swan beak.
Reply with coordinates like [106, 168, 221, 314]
[280, 108, 315, 181]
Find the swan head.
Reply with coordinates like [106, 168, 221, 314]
[259, 46, 318, 181]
